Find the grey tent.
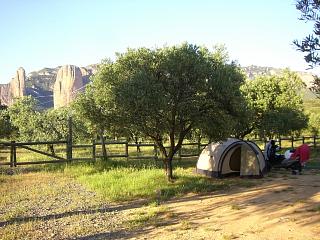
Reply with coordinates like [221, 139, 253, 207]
[196, 138, 266, 178]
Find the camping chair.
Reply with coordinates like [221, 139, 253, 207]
[280, 144, 310, 175]
[281, 158, 302, 174]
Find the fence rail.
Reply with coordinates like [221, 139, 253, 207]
[248, 135, 320, 149]
[1, 135, 320, 167]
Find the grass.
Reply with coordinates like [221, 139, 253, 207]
[126, 205, 168, 228]
[230, 204, 242, 210]
[60, 159, 249, 202]
[179, 220, 192, 230]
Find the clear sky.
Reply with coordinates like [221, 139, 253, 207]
[0, 0, 317, 83]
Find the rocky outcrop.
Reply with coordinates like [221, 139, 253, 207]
[11, 67, 26, 99]
[53, 65, 85, 108]
[0, 67, 26, 105]
[0, 84, 11, 105]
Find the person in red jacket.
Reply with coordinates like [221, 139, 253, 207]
[281, 144, 310, 175]
[290, 144, 310, 164]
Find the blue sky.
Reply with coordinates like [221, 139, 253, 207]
[0, 0, 316, 83]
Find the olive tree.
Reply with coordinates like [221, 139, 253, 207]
[87, 43, 245, 180]
[7, 96, 40, 141]
[240, 70, 308, 138]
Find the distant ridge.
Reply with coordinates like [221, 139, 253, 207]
[0, 64, 316, 108]
[242, 65, 315, 88]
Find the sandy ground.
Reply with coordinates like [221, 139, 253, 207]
[131, 169, 320, 240]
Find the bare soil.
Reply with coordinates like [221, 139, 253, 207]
[0, 169, 319, 240]
[131, 169, 320, 240]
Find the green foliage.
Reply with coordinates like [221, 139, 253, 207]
[293, 0, 320, 68]
[0, 105, 15, 139]
[241, 70, 308, 138]
[7, 96, 40, 141]
[293, 0, 320, 99]
[307, 112, 320, 135]
[72, 85, 111, 137]
[310, 75, 320, 98]
[7, 97, 90, 142]
[260, 107, 308, 136]
[42, 107, 91, 142]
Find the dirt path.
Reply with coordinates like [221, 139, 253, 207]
[0, 169, 319, 240]
[131, 170, 320, 240]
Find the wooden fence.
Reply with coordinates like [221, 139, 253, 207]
[248, 135, 320, 150]
[0, 136, 319, 167]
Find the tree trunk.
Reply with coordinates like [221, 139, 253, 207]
[153, 139, 173, 181]
[100, 129, 107, 161]
[165, 157, 173, 181]
[134, 136, 141, 153]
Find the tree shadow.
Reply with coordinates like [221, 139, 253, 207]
[0, 200, 146, 228]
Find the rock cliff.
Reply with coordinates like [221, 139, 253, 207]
[0, 67, 26, 105]
[0, 83, 11, 105]
[53, 65, 85, 108]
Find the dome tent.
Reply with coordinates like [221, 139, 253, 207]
[196, 138, 266, 178]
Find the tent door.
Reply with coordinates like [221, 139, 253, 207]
[240, 145, 259, 176]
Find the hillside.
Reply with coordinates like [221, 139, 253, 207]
[243, 65, 315, 87]
[0, 64, 316, 109]
[243, 65, 316, 100]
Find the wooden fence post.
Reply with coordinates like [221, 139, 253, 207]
[291, 136, 294, 148]
[92, 139, 96, 161]
[67, 117, 73, 162]
[125, 141, 129, 161]
[197, 140, 201, 155]
[10, 141, 14, 167]
[302, 136, 305, 144]
[278, 137, 282, 149]
[314, 135, 317, 148]
[14, 144, 17, 167]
